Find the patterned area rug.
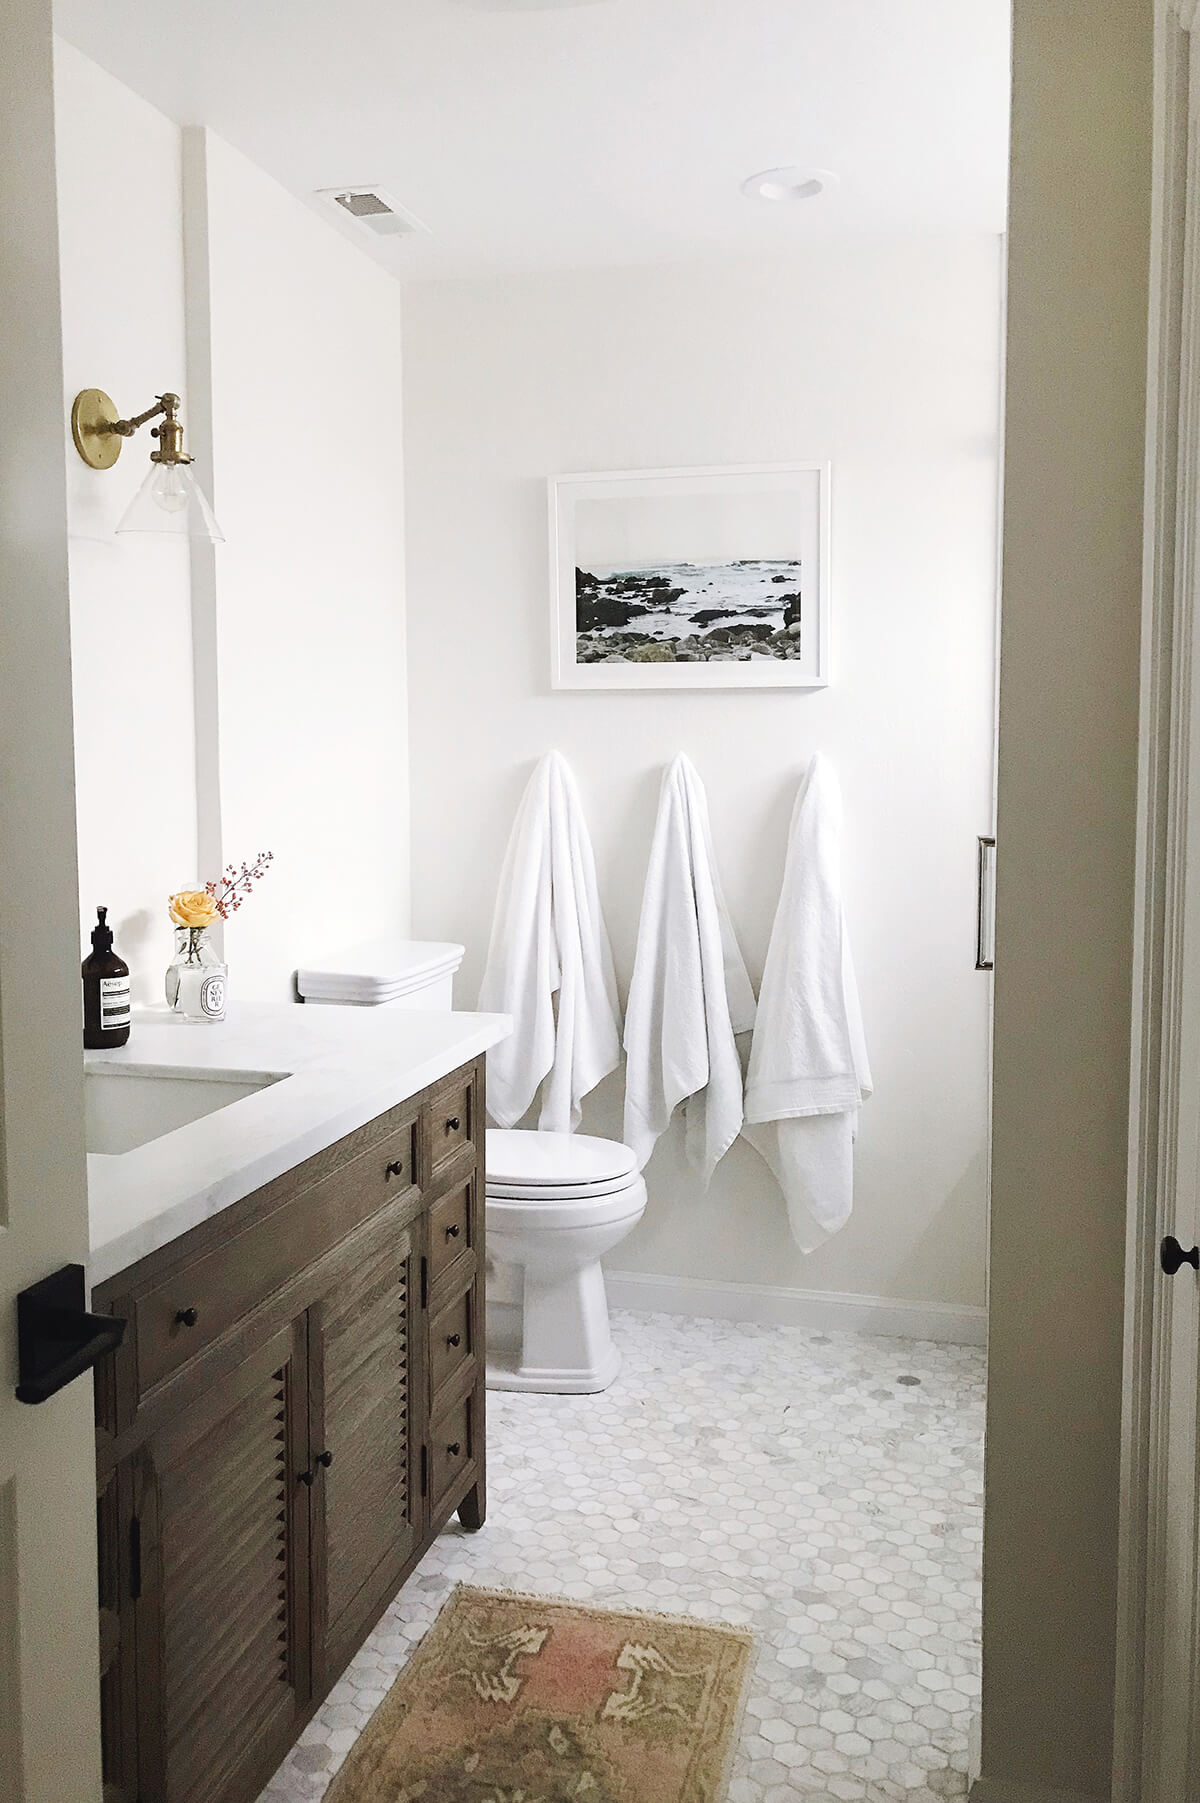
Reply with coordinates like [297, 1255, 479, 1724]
[325, 1585, 754, 1803]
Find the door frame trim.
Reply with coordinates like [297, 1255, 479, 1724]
[1117, 4, 1200, 1798]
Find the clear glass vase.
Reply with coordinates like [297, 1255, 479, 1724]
[165, 925, 228, 1022]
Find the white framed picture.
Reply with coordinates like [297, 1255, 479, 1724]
[548, 462, 831, 690]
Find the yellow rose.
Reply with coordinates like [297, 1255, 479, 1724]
[169, 889, 219, 929]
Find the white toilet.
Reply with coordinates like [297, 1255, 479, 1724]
[296, 939, 645, 1394]
[484, 1129, 645, 1393]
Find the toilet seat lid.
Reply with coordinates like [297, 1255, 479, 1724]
[487, 1174, 641, 1201]
[485, 1129, 638, 1192]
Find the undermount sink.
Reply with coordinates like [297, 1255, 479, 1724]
[84, 1067, 284, 1156]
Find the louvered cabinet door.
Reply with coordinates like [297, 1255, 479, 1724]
[307, 1201, 422, 1687]
[97, 1456, 138, 1803]
[137, 1316, 311, 1803]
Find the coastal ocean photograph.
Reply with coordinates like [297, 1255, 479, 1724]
[552, 467, 828, 686]
[575, 555, 805, 665]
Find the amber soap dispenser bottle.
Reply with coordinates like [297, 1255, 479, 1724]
[82, 905, 131, 1048]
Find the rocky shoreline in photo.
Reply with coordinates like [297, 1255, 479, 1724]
[575, 563, 804, 663]
[576, 621, 804, 662]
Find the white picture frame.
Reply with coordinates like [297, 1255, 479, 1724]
[548, 462, 831, 690]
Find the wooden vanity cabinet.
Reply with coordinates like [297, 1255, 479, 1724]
[92, 1055, 485, 1803]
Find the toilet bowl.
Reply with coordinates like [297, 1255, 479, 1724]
[485, 1129, 645, 1394]
[297, 943, 643, 1395]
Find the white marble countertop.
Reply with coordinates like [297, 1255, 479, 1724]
[86, 1002, 511, 1286]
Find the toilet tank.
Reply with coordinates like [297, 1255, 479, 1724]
[296, 938, 465, 1010]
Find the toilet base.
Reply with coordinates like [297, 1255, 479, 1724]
[485, 1255, 622, 1394]
[485, 1339, 622, 1395]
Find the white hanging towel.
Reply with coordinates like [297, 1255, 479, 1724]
[743, 755, 872, 1251]
[478, 751, 622, 1134]
[623, 754, 757, 1183]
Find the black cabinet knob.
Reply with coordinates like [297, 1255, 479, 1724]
[1162, 1235, 1200, 1275]
[447, 1442, 461, 1457]
[299, 1469, 315, 1487]
[446, 1223, 460, 1240]
[445, 1116, 461, 1134]
[385, 1159, 405, 1181]
[175, 1307, 199, 1328]
[447, 1333, 461, 1349]
[316, 1450, 333, 1469]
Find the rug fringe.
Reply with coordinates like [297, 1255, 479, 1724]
[446, 1581, 757, 1649]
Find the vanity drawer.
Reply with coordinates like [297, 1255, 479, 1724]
[134, 1116, 419, 1397]
[426, 1071, 475, 1179]
[429, 1283, 475, 1401]
[427, 1182, 474, 1288]
[429, 1392, 474, 1506]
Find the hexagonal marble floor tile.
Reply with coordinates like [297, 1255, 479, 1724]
[257, 1310, 983, 1803]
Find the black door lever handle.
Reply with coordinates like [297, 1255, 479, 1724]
[1161, 1235, 1200, 1275]
[15, 1264, 126, 1404]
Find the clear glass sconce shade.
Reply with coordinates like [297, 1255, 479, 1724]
[115, 460, 224, 542]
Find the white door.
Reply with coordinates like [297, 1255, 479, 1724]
[1119, 5, 1200, 1800]
[0, 4, 105, 1800]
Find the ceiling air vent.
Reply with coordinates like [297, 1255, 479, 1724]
[315, 186, 428, 240]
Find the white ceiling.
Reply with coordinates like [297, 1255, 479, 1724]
[53, 0, 1011, 283]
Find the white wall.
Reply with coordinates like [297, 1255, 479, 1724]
[186, 130, 410, 999]
[404, 243, 1002, 1313]
[55, 40, 195, 1001]
[53, 49, 410, 1007]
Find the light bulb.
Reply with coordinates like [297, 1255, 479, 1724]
[115, 458, 224, 541]
[151, 462, 190, 514]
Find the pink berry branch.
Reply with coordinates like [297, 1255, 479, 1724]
[205, 850, 274, 920]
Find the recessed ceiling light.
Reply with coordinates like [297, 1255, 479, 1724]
[741, 168, 838, 203]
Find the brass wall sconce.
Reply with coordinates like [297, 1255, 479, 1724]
[70, 388, 224, 542]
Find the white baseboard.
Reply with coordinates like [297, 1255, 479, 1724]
[968, 1782, 1104, 1803]
[604, 1269, 987, 1346]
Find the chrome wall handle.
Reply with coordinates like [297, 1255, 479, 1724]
[976, 836, 996, 971]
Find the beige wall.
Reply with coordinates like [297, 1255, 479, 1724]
[0, 4, 104, 1797]
[981, 1, 1152, 1796]
[404, 243, 1002, 1323]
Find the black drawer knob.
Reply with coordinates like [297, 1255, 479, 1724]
[316, 1449, 333, 1470]
[385, 1159, 405, 1180]
[445, 1116, 461, 1134]
[447, 1442, 461, 1457]
[175, 1307, 199, 1328]
[299, 1469, 315, 1487]
[446, 1223, 460, 1240]
[447, 1333, 461, 1349]
[1162, 1235, 1200, 1275]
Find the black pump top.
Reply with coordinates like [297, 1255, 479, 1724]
[91, 906, 113, 955]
